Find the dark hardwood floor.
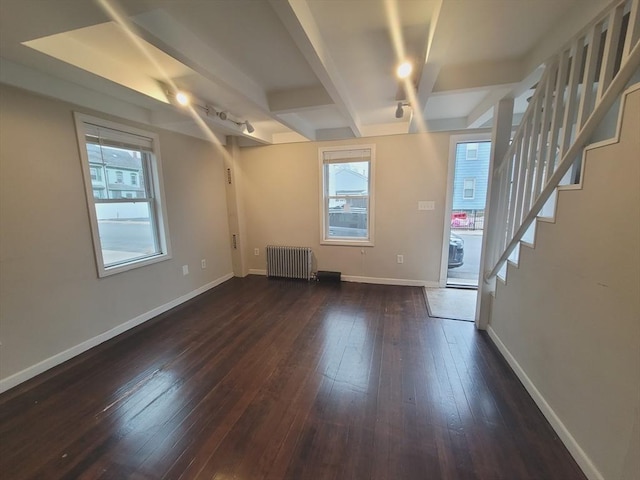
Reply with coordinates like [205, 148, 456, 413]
[0, 276, 586, 479]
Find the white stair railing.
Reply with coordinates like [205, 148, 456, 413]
[487, 0, 640, 281]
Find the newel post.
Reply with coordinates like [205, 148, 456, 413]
[475, 97, 514, 330]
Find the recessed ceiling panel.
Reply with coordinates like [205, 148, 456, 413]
[23, 21, 192, 102]
[425, 90, 491, 120]
[165, 1, 320, 91]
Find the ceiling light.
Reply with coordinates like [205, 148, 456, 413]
[395, 101, 410, 119]
[396, 61, 413, 79]
[175, 91, 190, 106]
[244, 121, 255, 133]
[217, 111, 228, 121]
[395, 102, 404, 118]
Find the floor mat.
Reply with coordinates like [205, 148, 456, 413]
[425, 288, 476, 321]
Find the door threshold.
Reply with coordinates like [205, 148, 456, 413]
[445, 283, 478, 290]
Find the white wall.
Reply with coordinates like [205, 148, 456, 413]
[238, 132, 456, 285]
[0, 84, 233, 388]
[489, 87, 640, 480]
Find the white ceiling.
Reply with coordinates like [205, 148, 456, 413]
[0, 0, 612, 146]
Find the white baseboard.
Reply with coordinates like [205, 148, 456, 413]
[487, 326, 604, 480]
[0, 272, 234, 394]
[249, 269, 437, 288]
[342, 275, 438, 287]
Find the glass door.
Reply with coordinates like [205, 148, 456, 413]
[446, 140, 491, 288]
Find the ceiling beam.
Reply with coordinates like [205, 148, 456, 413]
[409, 0, 455, 133]
[0, 58, 151, 127]
[465, 85, 517, 129]
[130, 9, 313, 142]
[273, 111, 318, 141]
[269, 0, 362, 137]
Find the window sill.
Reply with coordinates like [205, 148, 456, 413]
[98, 252, 172, 278]
[321, 239, 374, 247]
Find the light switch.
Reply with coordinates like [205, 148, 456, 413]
[418, 201, 435, 211]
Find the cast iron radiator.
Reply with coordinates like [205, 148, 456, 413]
[265, 245, 313, 280]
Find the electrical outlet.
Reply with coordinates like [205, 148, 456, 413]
[182, 265, 189, 276]
[254, 248, 259, 256]
[397, 254, 404, 264]
[201, 259, 206, 269]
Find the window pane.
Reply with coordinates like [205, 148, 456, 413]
[86, 143, 148, 200]
[463, 178, 475, 199]
[95, 202, 159, 267]
[328, 212, 368, 238]
[326, 161, 369, 195]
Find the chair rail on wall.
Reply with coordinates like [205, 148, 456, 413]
[486, 0, 640, 281]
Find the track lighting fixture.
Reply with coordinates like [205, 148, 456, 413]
[395, 101, 410, 119]
[170, 90, 255, 135]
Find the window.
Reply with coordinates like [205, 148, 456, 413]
[320, 145, 375, 245]
[466, 143, 478, 160]
[90, 167, 102, 181]
[74, 113, 171, 277]
[463, 178, 476, 199]
[130, 172, 138, 185]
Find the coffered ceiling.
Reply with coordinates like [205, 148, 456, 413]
[0, 0, 611, 145]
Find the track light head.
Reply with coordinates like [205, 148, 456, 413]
[175, 91, 190, 106]
[395, 102, 404, 119]
[396, 61, 413, 79]
[218, 111, 228, 121]
[245, 120, 255, 133]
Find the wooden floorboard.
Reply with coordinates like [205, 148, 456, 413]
[0, 276, 586, 479]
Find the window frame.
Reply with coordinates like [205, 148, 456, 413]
[74, 113, 172, 277]
[319, 144, 375, 246]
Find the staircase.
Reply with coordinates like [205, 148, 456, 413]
[478, 4, 640, 478]
[489, 81, 639, 480]
[484, 0, 640, 285]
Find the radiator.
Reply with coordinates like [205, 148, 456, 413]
[266, 245, 313, 280]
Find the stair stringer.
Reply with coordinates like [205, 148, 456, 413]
[494, 82, 639, 286]
[487, 83, 640, 480]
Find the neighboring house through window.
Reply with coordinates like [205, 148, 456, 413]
[74, 113, 172, 277]
[320, 145, 375, 245]
[90, 167, 101, 181]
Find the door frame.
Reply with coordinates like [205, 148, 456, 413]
[439, 132, 492, 288]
